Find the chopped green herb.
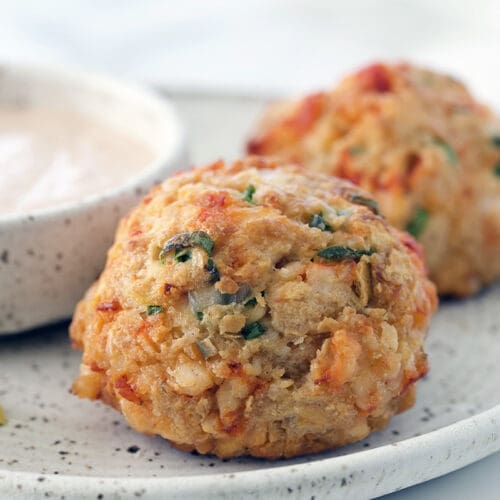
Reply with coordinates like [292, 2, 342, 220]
[191, 231, 215, 255]
[491, 135, 500, 147]
[242, 321, 266, 340]
[205, 258, 220, 283]
[147, 305, 164, 316]
[174, 248, 191, 263]
[348, 145, 365, 155]
[317, 246, 374, 261]
[349, 194, 381, 215]
[0, 404, 6, 426]
[406, 208, 429, 238]
[244, 297, 258, 308]
[220, 283, 252, 305]
[494, 163, 500, 177]
[336, 208, 354, 217]
[434, 139, 458, 165]
[219, 293, 233, 305]
[309, 213, 331, 231]
[196, 311, 204, 321]
[195, 339, 217, 359]
[243, 184, 256, 203]
[159, 231, 215, 261]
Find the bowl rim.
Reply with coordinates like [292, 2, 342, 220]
[0, 62, 186, 225]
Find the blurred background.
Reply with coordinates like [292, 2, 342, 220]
[1, 0, 499, 105]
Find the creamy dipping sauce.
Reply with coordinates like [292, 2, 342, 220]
[0, 105, 156, 215]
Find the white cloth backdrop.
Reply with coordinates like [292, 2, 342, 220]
[0, 0, 499, 105]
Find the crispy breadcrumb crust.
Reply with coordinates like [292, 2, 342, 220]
[248, 63, 500, 296]
[70, 157, 437, 458]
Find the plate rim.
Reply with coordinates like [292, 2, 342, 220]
[2, 404, 499, 498]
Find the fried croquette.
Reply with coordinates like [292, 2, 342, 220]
[70, 157, 437, 459]
[247, 63, 500, 296]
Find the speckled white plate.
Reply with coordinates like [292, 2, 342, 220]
[1, 93, 499, 500]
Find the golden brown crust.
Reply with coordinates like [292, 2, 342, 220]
[247, 63, 500, 296]
[70, 157, 437, 458]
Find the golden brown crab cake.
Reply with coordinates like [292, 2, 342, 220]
[70, 157, 437, 459]
[247, 63, 500, 296]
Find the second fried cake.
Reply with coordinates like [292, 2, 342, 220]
[248, 63, 500, 296]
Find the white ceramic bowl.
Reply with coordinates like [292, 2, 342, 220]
[0, 64, 187, 334]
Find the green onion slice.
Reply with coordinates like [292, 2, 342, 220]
[309, 213, 332, 231]
[242, 321, 266, 340]
[317, 246, 374, 261]
[434, 139, 458, 165]
[147, 305, 164, 316]
[205, 258, 220, 283]
[349, 194, 381, 215]
[406, 208, 429, 238]
[243, 185, 256, 203]
[159, 231, 215, 262]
